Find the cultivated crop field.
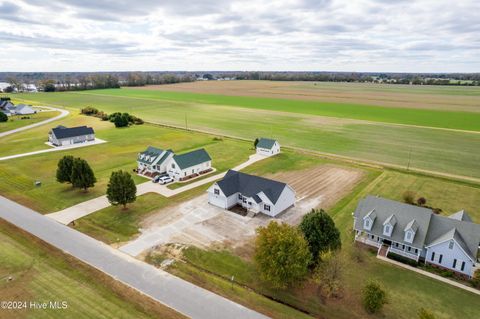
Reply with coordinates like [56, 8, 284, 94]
[12, 82, 480, 180]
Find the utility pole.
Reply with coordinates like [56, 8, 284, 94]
[406, 147, 412, 171]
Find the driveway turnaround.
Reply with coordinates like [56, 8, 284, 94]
[48, 153, 267, 224]
[0, 106, 69, 138]
[0, 138, 107, 161]
[0, 195, 269, 319]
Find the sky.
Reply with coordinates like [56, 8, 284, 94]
[0, 0, 479, 72]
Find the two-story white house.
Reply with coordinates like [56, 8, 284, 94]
[207, 170, 295, 217]
[48, 125, 95, 147]
[256, 138, 280, 156]
[353, 196, 480, 278]
[137, 147, 212, 181]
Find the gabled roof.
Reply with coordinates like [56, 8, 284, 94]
[256, 138, 277, 149]
[51, 125, 94, 139]
[216, 170, 289, 204]
[137, 146, 173, 165]
[354, 196, 433, 248]
[449, 210, 473, 222]
[364, 209, 376, 220]
[425, 214, 480, 261]
[404, 219, 419, 232]
[384, 214, 397, 226]
[172, 148, 211, 170]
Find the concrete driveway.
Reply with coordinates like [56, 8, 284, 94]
[0, 106, 69, 138]
[0, 195, 269, 319]
[47, 153, 268, 225]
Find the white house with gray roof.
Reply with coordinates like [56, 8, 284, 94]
[207, 170, 295, 217]
[137, 147, 212, 181]
[353, 196, 480, 277]
[49, 125, 95, 147]
[1, 101, 36, 116]
[256, 138, 280, 156]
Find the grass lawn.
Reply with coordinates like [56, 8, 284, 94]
[9, 90, 480, 180]
[0, 221, 184, 319]
[163, 169, 480, 319]
[0, 115, 252, 213]
[0, 110, 60, 133]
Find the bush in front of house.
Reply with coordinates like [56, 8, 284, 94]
[362, 281, 387, 314]
[387, 252, 418, 267]
[0, 112, 7, 122]
[472, 269, 480, 288]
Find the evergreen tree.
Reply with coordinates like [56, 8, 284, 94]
[56, 155, 75, 184]
[0, 112, 7, 122]
[71, 158, 96, 191]
[299, 209, 341, 263]
[253, 138, 259, 148]
[106, 170, 137, 209]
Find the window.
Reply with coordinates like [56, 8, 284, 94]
[384, 225, 390, 234]
[402, 245, 405, 249]
[439, 254, 443, 264]
[406, 232, 412, 240]
[414, 248, 418, 254]
[461, 261, 465, 271]
[448, 241, 454, 249]
[214, 189, 219, 195]
[242, 198, 247, 204]
[264, 204, 271, 212]
[248, 202, 252, 205]
[172, 163, 175, 168]
[407, 246, 411, 252]
[431, 252, 435, 261]
[364, 219, 370, 228]
[453, 259, 457, 269]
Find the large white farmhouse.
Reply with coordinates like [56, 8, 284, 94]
[49, 125, 95, 147]
[137, 147, 212, 181]
[207, 170, 295, 217]
[256, 138, 280, 156]
[353, 196, 480, 278]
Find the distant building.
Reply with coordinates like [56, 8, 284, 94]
[137, 147, 212, 181]
[0, 101, 37, 116]
[207, 170, 295, 217]
[353, 196, 480, 278]
[14, 104, 36, 115]
[49, 125, 95, 147]
[256, 138, 280, 156]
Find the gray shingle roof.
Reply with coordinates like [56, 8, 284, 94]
[354, 196, 433, 249]
[51, 126, 94, 139]
[137, 146, 173, 165]
[173, 148, 211, 170]
[355, 196, 480, 259]
[256, 138, 277, 149]
[425, 214, 480, 260]
[216, 170, 288, 204]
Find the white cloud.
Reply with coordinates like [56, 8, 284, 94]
[0, 0, 478, 72]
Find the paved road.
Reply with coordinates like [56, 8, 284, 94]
[0, 106, 69, 138]
[0, 195, 269, 319]
[0, 138, 107, 161]
[48, 153, 267, 224]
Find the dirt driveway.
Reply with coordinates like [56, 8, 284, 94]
[120, 164, 364, 256]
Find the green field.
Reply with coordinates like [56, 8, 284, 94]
[0, 115, 251, 213]
[0, 111, 60, 133]
[164, 169, 480, 319]
[0, 221, 182, 319]
[10, 87, 480, 180]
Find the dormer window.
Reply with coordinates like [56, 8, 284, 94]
[383, 224, 392, 237]
[403, 219, 418, 244]
[363, 209, 376, 231]
[382, 214, 396, 237]
[364, 219, 371, 229]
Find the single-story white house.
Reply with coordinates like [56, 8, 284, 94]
[353, 196, 480, 278]
[137, 147, 212, 181]
[49, 125, 95, 147]
[207, 170, 295, 217]
[14, 104, 37, 115]
[256, 138, 280, 156]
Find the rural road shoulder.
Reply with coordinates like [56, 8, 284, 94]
[0, 195, 269, 319]
[0, 106, 69, 138]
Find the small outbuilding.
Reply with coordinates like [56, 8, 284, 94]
[49, 125, 95, 147]
[256, 138, 280, 156]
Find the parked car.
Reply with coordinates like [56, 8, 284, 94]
[152, 175, 162, 183]
[158, 176, 174, 185]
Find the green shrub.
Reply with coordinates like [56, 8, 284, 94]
[362, 281, 387, 314]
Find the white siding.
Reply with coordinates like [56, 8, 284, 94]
[167, 159, 211, 181]
[256, 141, 281, 156]
[270, 185, 295, 216]
[426, 239, 475, 277]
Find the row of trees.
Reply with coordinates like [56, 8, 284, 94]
[56, 156, 137, 209]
